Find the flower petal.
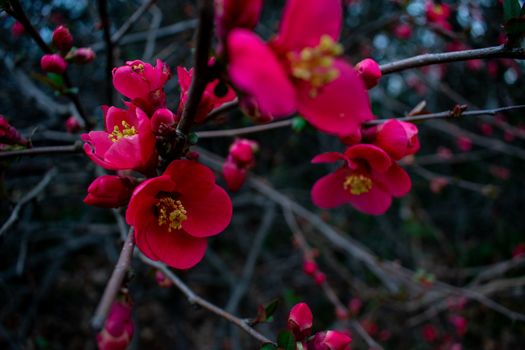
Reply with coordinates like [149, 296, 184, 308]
[311, 152, 349, 164]
[311, 168, 352, 208]
[126, 176, 175, 225]
[275, 0, 342, 52]
[145, 229, 208, 269]
[344, 144, 392, 173]
[348, 185, 392, 215]
[373, 164, 412, 197]
[182, 185, 232, 238]
[164, 160, 216, 199]
[227, 29, 297, 117]
[297, 60, 374, 137]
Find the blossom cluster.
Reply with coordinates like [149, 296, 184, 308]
[0, 115, 29, 151]
[82, 59, 235, 270]
[40, 25, 95, 75]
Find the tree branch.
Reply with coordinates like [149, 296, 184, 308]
[0, 142, 83, 160]
[380, 45, 525, 75]
[97, 0, 114, 105]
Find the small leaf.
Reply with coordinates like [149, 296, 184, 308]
[188, 132, 199, 145]
[260, 344, 278, 350]
[292, 116, 307, 133]
[504, 0, 521, 20]
[264, 298, 280, 319]
[277, 330, 296, 350]
[47, 73, 65, 88]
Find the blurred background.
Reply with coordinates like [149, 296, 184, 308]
[1, 0, 525, 348]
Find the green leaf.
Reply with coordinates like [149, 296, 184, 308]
[47, 73, 65, 88]
[277, 330, 296, 350]
[260, 344, 278, 350]
[264, 298, 280, 319]
[253, 298, 280, 325]
[292, 116, 307, 133]
[188, 132, 199, 145]
[504, 0, 521, 21]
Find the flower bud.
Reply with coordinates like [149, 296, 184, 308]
[348, 297, 362, 316]
[0, 116, 29, 147]
[288, 302, 313, 340]
[52, 25, 73, 53]
[151, 108, 177, 135]
[355, 58, 382, 89]
[65, 116, 81, 133]
[229, 138, 258, 166]
[314, 271, 326, 285]
[11, 21, 25, 38]
[155, 270, 174, 288]
[41, 54, 68, 74]
[303, 260, 317, 276]
[373, 120, 420, 160]
[394, 23, 412, 39]
[84, 175, 135, 208]
[449, 315, 468, 336]
[73, 47, 96, 64]
[308, 330, 352, 350]
[222, 160, 247, 192]
[422, 324, 438, 342]
[96, 301, 134, 350]
[456, 136, 472, 152]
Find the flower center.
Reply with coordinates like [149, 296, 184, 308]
[288, 35, 343, 97]
[156, 197, 188, 232]
[343, 174, 373, 195]
[108, 121, 137, 142]
[131, 63, 145, 73]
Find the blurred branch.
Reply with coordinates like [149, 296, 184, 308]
[97, 0, 114, 105]
[0, 142, 83, 160]
[380, 45, 525, 75]
[140, 255, 276, 346]
[197, 119, 293, 138]
[0, 167, 57, 237]
[4, 0, 91, 128]
[111, 0, 157, 45]
[91, 229, 134, 332]
[142, 5, 162, 61]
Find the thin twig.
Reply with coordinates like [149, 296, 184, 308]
[0, 142, 83, 160]
[0, 168, 57, 237]
[111, 0, 157, 45]
[139, 255, 276, 345]
[205, 98, 239, 121]
[97, 0, 114, 105]
[380, 45, 525, 75]
[91, 229, 135, 331]
[197, 119, 293, 138]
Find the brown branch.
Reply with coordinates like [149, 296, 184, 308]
[0, 142, 83, 160]
[91, 230, 135, 331]
[97, 0, 114, 105]
[139, 254, 275, 346]
[380, 45, 525, 75]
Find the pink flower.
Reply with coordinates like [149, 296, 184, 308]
[0, 115, 29, 148]
[151, 108, 177, 135]
[73, 47, 96, 64]
[456, 136, 473, 152]
[394, 23, 412, 39]
[215, 0, 263, 43]
[222, 159, 247, 192]
[96, 301, 134, 350]
[11, 21, 25, 38]
[227, 0, 374, 137]
[425, 1, 452, 30]
[112, 59, 171, 115]
[84, 175, 135, 208]
[126, 160, 232, 269]
[288, 302, 314, 340]
[82, 104, 157, 174]
[422, 324, 438, 342]
[355, 58, 382, 89]
[40, 54, 68, 74]
[449, 315, 468, 337]
[228, 138, 258, 167]
[65, 116, 81, 133]
[308, 330, 352, 350]
[311, 144, 411, 215]
[52, 25, 73, 53]
[370, 120, 420, 160]
[177, 65, 236, 123]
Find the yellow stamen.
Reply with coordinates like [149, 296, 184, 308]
[108, 121, 137, 142]
[343, 175, 373, 195]
[131, 63, 145, 73]
[288, 35, 343, 97]
[156, 198, 188, 232]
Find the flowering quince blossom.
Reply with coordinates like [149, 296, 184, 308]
[177, 65, 236, 123]
[226, 0, 374, 137]
[308, 331, 352, 350]
[0, 115, 29, 149]
[222, 138, 258, 191]
[311, 144, 411, 215]
[214, 0, 263, 45]
[425, 1, 452, 31]
[96, 300, 134, 350]
[367, 119, 420, 160]
[81, 103, 157, 174]
[112, 59, 171, 115]
[52, 25, 73, 53]
[355, 58, 382, 89]
[126, 160, 232, 269]
[288, 302, 314, 340]
[40, 53, 68, 74]
[84, 175, 135, 209]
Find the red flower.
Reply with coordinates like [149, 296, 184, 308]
[0, 115, 29, 148]
[226, 0, 373, 137]
[422, 324, 438, 343]
[40, 54, 67, 74]
[308, 330, 352, 350]
[52, 25, 73, 53]
[222, 160, 247, 192]
[126, 160, 232, 269]
[228, 138, 258, 167]
[311, 144, 411, 215]
[84, 175, 135, 208]
[215, 0, 263, 43]
[355, 58, 382, 89]
[288, 302, 314, 340]
[11, 21, 25, 38]
[112, 59, 171, 115]
[96, 301, 134, 350]
[73, 47, 96, 64]
[371, 120, 420, 160]
[177, 64, 236, 123]
[82, 104, 157, 174]
[65, 116, 81, 133]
